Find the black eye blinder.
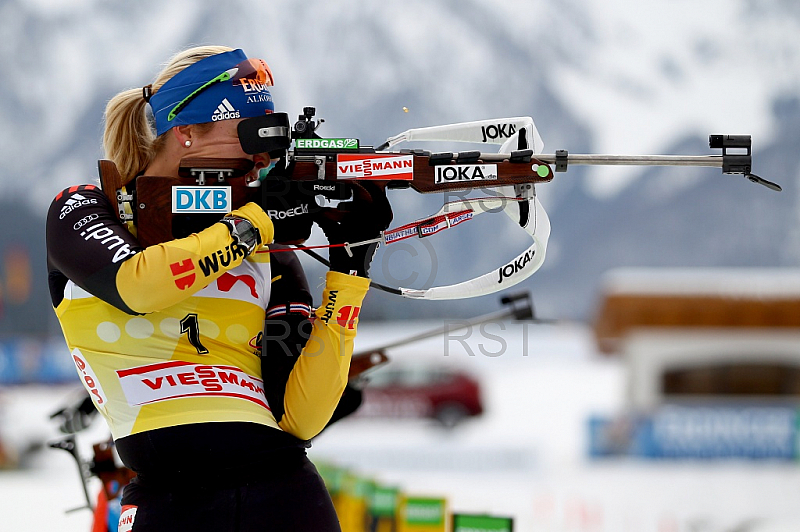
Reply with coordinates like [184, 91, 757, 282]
[238, 113, 291, 156]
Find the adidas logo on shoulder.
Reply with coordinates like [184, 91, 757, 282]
[66, 193, 87, 204]
[60, 192, 97, 219]
[212, 98, 241, 122]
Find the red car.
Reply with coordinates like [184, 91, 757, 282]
[357, 364, 483, 427]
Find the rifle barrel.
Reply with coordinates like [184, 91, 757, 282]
[534, 154, 723, 168]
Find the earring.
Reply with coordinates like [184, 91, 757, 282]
[184, 140, 192, 147]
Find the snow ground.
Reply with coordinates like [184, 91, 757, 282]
[2, 322, 800, 532]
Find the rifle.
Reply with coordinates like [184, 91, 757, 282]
[263, 108, 780, 189]
[98, 107, 780, 300]
[49, 396, 136, 516]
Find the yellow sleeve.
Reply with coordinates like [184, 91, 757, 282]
[117, 203, 274, 313]
[278, 271, 370, 439]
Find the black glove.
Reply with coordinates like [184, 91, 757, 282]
[260, 176, 317, 244]
[314, 182, 393, 277]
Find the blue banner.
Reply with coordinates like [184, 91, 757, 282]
[589, 405, 798, 460]
[0, 338, 75, 384]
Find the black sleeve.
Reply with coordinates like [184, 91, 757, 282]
[46, 184, 142, 312]
[261, 245, 314, 425]
[262, 246, 364, 428]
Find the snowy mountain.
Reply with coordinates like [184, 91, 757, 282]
[1, 0, 799, 333]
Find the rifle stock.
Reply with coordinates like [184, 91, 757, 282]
[97, 159, 124, 213]
[97, 158, 259, 247]
[286, 152, 553, 193]
[99, 151, 551, 248]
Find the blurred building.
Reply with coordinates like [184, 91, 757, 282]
[589, 268, 800, 459]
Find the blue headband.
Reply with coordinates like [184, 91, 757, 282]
[149, 49, 275, 136]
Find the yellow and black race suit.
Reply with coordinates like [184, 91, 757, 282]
[46, 184, 369, 452]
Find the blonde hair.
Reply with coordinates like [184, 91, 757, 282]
[102, 45, 234, 184]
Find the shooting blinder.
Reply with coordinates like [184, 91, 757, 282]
[238, 113, 292, 156]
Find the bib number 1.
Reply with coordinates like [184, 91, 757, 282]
[180, 313, 209, 355]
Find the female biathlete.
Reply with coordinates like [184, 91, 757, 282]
[46, 46, 390, 531]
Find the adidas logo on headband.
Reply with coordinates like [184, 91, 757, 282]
[212, 98, 241, 122]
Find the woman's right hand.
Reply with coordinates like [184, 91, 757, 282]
[313, 182, 393, 277]
[226, 202, 274, 249]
